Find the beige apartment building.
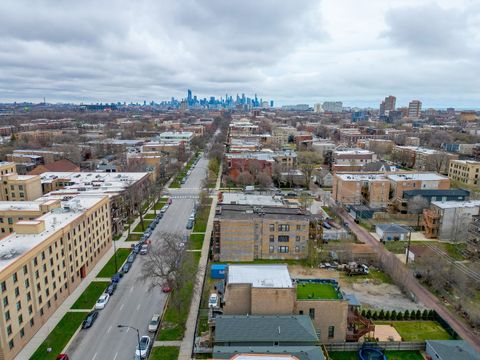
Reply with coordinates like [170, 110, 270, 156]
[222, 265, 372, 343]
[393, 146, 458, 174]
[0, 195, 111, 360]
[448, 160, 480, 187]
[212, 204, 310, 262]
[0, 199, 61, 239]
[0, 163, 16, 176]
[0, 172, 43, 202]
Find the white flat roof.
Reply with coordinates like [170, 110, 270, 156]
[0, 200, 46, 212]
[0, 196, 105, 272]
[336, 173, 387, 181]
[387, 173, 448, 181]
[432, 200, 480, 209]
[228, 264, 293, 288]
[221, 193, 284, 207]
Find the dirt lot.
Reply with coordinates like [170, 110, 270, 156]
[289, 265, 425, 311]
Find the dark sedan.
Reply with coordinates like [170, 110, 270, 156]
[82, 310, 99, 329]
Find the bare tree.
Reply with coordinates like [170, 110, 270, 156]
[297, 151, 323, 187]
[407, 195, 429, 228]
[430, 153, 451, 174]
[298, 192, 313, 210]
[140, 232, 199, 315]
[236, 171, 254, 186]
[256, 171, 272, 188]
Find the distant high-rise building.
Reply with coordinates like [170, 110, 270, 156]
[270, 100, 274, 108]
[408, 100, 422, 118]
[379, 101, 386, 116]
[322, 101, 343, 113]
[384, 95, 396, 113]
[314, 103, 322, 113]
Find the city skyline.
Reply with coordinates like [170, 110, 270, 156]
[0, 0, 479, 107]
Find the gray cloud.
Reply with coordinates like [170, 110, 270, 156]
[0, 0, 478, 107]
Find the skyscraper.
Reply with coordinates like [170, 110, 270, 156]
[380, 95, 396, 116]
[408, 100, 422, 118]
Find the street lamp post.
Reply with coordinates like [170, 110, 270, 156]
[117, 324, 141, 357]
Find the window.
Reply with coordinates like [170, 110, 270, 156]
[1, 281, 6, 292]
[5, 310, 10, 321]
[278, 235, 289, 242]
[16, 301, 21, 311]
[278, 224, 290, 232]
[296, 224, 301, 230]
[30, 318, 34, 327]
[328, 326, 335, 339]
[28, 305, 33, 314]
[8, 339, 14, 349]
[279, 246, 289, 253]
[25, 279, 29, 288]
[269, 235, 274, 242]
[3, 296, 8, 306]
[269, 246, 274, 253]
[23, 265, 28, 274]
[296, 235, 301, 242]
[309, 308, 315, 319]
[18, 314, 23, 325]
[20, 328, 25, 338]
[12, 273, 17, 283]
[269, 224, 275, 231]
[14, 287, 19, 297]
[295, 246, 300, 253]
[7, 325, 12, 335]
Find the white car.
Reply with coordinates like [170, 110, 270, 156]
[135, 335, 151, 358]
[208, 293, 218, 308]
[95, 293, 110, 310]
[148, 314, 160, 332]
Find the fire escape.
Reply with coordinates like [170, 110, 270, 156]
[422, 208, 439, 238]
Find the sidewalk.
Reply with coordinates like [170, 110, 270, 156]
[178, 163, 221, 359]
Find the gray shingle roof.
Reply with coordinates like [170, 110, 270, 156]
[213, 346, 325, 360]
[427, 340, 480, 360]
[214, 315, 318, 343]
[376, 223, 409, 233]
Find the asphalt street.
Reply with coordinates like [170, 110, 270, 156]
[67, 156, 209, 360]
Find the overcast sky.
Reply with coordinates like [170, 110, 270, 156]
[0, 0, 479, 108]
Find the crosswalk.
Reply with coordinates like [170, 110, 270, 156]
[170, 195, 200, 199]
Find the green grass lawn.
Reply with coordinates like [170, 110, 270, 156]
[133, 219, 153, 233]
[329, 351, 423, 360]
[384, 241, 466, 260]
[30, 312, 88, 360]
[189, 233, 205, 250]
[144, 213, 157, 220]
[296, 282, 341, 300]
[71, 281, 110, 309]
[153, 201, 167, 211]
[97, 248, 131, 277]
[126, 233, 142, 242]
[157, 282, 194, 341]
[193, 203, 211, 233]
[150, 346, 179, 360]
[375, 321, 452, 341]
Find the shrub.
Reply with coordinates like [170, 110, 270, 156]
[422, 309, 429, 320]
[416, 310, 422, 320]
[391, 310, 397, 320]
[372, 311, 378, 320]
[428, 309, 435, 320]
[366, 310, 372, 319]
[396, 311, 403, 321]
[384, 310, 391, 320]
[361, 309, 367, 317]
[404, 310, 410, 320]
[378, 309, 385, 320]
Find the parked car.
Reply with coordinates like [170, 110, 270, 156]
[127, 253, 136, 263]
[135, 335, 151, 358]
[123, 262, 132, 273]
[148, 314, 161, 332]
[95, 293, 110, 310]
[162, 285, 172, 293]
[157, 213, 163, 219]
[57, 354, 70, 360]
[105, 282, 117, 296]
[167, 198, 172, 205]
[181, 178, 186, 184]
[208, 293, 218, 308]
[112, 272, 123, 283]
[186, 219, 194, 229]
[140, 244, 149, 255]
[82, 310, 99, 329]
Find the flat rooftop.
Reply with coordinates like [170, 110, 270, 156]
[432, 200, 480, 209]
[0, 196, 106, 272]
[216, 204, 307, 221]
[228, 264, 293, 288]
[0, 200, 49, 212]
[221, 193, 284, 207]
[336, 173, 387, 181]
[295, 280, 343, 300]
[395, 146, 442, 155]
[387, 173, 448, 182]
[40, 171, 148, 185]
